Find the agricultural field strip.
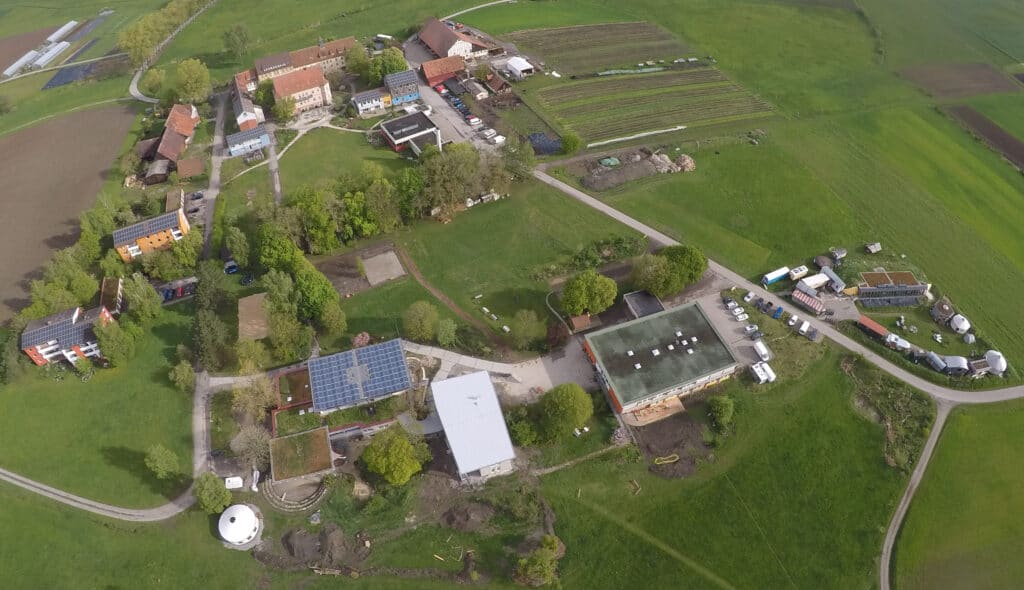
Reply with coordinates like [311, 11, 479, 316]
[535, 69, 771, 141]
[505, 22, 689, 73]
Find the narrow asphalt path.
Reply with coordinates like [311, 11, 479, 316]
[266, 124, 284, 203]
[201, 93, 227, 260]
[879, 401, 953, 590]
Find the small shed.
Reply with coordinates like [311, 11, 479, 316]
[466, 79, 488, 100]
[925, 351, 947, 372]
[865, 242, 882, 254]
[506, 56, 534, 81]
[145, 159, 170, 185]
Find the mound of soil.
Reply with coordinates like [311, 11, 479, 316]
[442, 502, 495, 532]
[632, 410, 712, 479]
[283, 529, 322, 563]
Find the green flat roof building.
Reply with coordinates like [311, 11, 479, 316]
[583, 303, 738, 415]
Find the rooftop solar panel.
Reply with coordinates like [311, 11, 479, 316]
[112, 210, 183, 247]
[308, 339, 412, 411]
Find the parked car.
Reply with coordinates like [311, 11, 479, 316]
[743, 292, 755, 303]
[787, 314, 799, 327]
[162, 289, 174, 301]
[481, 128, 497, 139]
[467, 116, 482, 126]
[241, 273, 254, 286]
[722, 295, 735, 304]
[224, 259, 239, 274]
[750, 330, 764, 340]
[725, 300, 738, 310]
[735, 313, 750, 322]
[190, 192, 204, 200]
[187, 207, 200, 215]
[744, 324, 759, 335]
[731, 307, 746, 316]
[433, 84, 447, 94]
[490, 135, 506, 145]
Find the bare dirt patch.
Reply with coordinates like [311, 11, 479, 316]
[315, 242, 397, 297]
[0, 105, 137, 321]
[944, 105, 1024, 170]
[902, 63, 1019, 99]
[631, 406, 713, 478]
[0, 26, 57, 69]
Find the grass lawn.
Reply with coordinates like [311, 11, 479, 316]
[333, 276, 465, 348]
[395, 179, 643, 325]
[277, 128, 409, 193]
[540, 349, 929, 589]
[0, 306, 194, 507]
[894, 399, 1024, 589]
[273, 406, 323, 437]
[209, 391, 238, 453]
[968, 93, 1024, 140]
[270, 427, 332, 480]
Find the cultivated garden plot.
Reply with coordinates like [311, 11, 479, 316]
[901, 62, 1020, 99]
[944, 104, 1024, 170]
[535, 69, 772, 143]
[505, 22, 689, 75]
[270, 427, 333, 481]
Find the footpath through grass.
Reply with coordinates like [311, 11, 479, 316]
[0, 306, 194, 508]
[541, 350, 928, 589]
[894, 399, 1024, 590]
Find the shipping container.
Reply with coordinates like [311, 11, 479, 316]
[761, 266, 791, 285]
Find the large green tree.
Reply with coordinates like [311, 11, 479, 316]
[272, 96, 295, 122]
[175, 59, 211, 103]
[345, 45, 370, 79]
[194, 472, 232, 514]
[421, 143, 481, 218]
[403, 301, 439, 342]
[123, 272, 164, 326]
[561, 269, 617, 316]
[289, 187, 340, 254]
[235, 339, 271, 373]
[268, 310, 312, 361]
[366, 47, 408, 85]
[539, 383, 593, 440]
[231, 376, 277, 421]
[361, 426, 430, 486]
[144, 444, 179, 480]
[630, 253, 674, 299]
[231, 425, 271, 470]
[657, 244, 708, 294]
[510, 309, 545, 350]
[222, 24, 250, 61]
[94, 320, 138, 367]
[709, 395, 735, 433]
[225, 226, 250, 269]
[193, 309, 229, 370]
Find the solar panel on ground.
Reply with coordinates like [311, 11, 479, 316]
[308, 339, 411, 411]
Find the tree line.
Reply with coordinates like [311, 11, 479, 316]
[118, 0, 207, 66]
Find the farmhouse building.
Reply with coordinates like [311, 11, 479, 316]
[352, 88, 390, 115]
[421, 56, 465, 87]
[232, 71, 264, 131]
[226, 125, 272, 157]
[254, 52, 293, 80]
[383, 69, 420, 105]
[484, 70, 510, 94]
[272, 65, 332, 113]
[857, 270, 929, 307]
[381, 112, 442, 154]
[289, 37, 357, 74]
[418, 18, 490, 60]
[583, 303, 738, 422]
[307, 339, 411, 413]
[21, 305, 114, 366]
[156, 103, 200, 162]
[113, 208, 191, 262]
[144, 159, 171, 185]
[431, 371, 516, 482]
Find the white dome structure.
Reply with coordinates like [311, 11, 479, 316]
[985, 350, 1008, 377]
[950, 314, 971, 335]
[218, 504, 260, 546]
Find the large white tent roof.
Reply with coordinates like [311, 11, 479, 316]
[219, 504, 259, 545]
[431, 371, 515, 477]
[985, 350, 1007, 375]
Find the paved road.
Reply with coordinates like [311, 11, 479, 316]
[266, 125, 283, 203]
[442, 0, 517, 19]
[201, 93, 227, 260]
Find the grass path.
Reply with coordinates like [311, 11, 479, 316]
[724, 474, 798, 589]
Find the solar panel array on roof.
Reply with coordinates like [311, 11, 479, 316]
[20, 306, 104, 349]
[113, 210, 182, 247]
[308, 339, 411, 411]
[383, 69, 418, 90]
[226, 125, 269, 146]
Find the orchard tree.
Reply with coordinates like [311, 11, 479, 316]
[539, 383, 593, 440]
[515, 535, 561, 587]
[235, 339, 271, 373]
[268, 310, 312, 360]
[436, 318, 458, 348]
[141, 68, 165, 95]
[631, 253, 674, 299]
[272, 96, 295, 121]
[709, 395, 735, 433]
[510, 309, 545, 350]
[317, 299, 347, 336]
[222, 24, 250, 61]
[361, 426, 430, 486]
[345, 45, 370, 79]
[193, 309, 229, 370]
[225, 226, 250, 269]
[123, 272, 164, 326]
[403, 301, 439, 342]
[561, 131, 582, 155]
[94, 320, 138, 367]
[561, 269, 617, 316]
[144, 444, 179, 480]
[168, 359, 195, 393]
[175, 59, 211, 103]
[231, 425, 272, 470]
[195, 472, 232, 514]
[231, 376, 277, 421]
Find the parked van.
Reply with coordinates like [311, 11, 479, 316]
[753, 339, 771, 362]
[490, 135, 506, 145]
[798, 321, 810, 336]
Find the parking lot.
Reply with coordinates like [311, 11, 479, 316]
[183, 190, 206, 224]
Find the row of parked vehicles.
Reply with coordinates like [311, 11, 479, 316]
[434, 83, 505, 145]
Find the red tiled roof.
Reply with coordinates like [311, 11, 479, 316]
[290, 37, 357, 68]
[272, 64, 327, 99]
[857, 315, 889, 338]
[234, 68, 256, 89]
[156, 130, 187, 162]
[166, 104, 199, 137]
[421, 56, 465, 81]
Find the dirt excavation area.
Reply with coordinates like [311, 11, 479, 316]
[558, 146, 697, 191]
[0, 105, 136, 320]
[632, 404, 714, 478]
